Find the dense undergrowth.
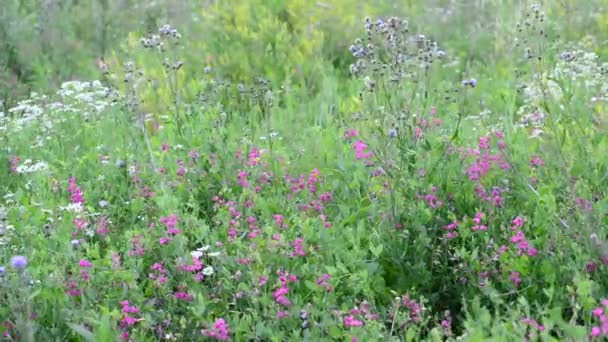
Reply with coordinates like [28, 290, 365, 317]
[1, 1, 608, 341]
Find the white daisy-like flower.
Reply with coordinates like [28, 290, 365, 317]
[202, 266, 214, 276]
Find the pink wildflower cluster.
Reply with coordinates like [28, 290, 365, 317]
[65, 281, 81, 297]
[1, 321, 15, 339]
[418, 186, 443, 208]
[474, 185, 505, 207]
[464, 150, 510, 181]
[149, 262, 168, 286]
[307, 169, 321, 194]
[455, 133, 513, 207]
[247, 147, 261, 166]
[529, 156, 544, 168]
[174, 287, 193, 302]
[128, 234, 145, 257]
[441, 314, 452, 334]
[188, 149, 200, 162]
[79, 259, 92, 281]
[236, 170, 248, 188]
[177, 256, 203, 273]
[315, 273, 332, 292]
[272, 271, 298, 307]
[71, 217, 88, 237]
[176, 159, 186, 176]
[343, 315, 364, 327]
[285, 169, 323, 195]
[67, 177, 84, 204]
[201, 318, 230, 341]
[272, 214, 287, 229]
[119, 300, 141, 339]
[509, 216, 537, 257]
[414, 111, 442, 139]
[160, 214, 179, 232]
[509, 271, 521, 286]
[353, 140, 372, 160]
[343, 301, 378, 328]
[471, 212, 487, 231]
[245, 215, 261, 239]
[521, 317, 544, 332]
[401, 295, 422, 322]
[590, 299, 608, 338]
[344, 128, 358, 140]
[95, 215, 110, 236]
[576, 197, 592, 212]
[8, 156, 19, 173]
[443, 220, 459, 239]
[290, 238, 306, 257]
[159, 214, 180, 245]
[211, 197, 244, 242]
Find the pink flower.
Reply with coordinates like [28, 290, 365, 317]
[166, 227, 181, 235]
[509, 271, 521, 287]
[275, 296, 291, 307]
[353, 140, 372, 160]
[159, 214, 178, 229]
[316, 274, 330, 285]
[510, 231, 525, 243]
[472, 212, 483, 225]
[247, 147, 261, 166]
[478, 136, 490, 150]
[65, 281, 81, 297]
[445, 231, 458, 239]
[529, 156, 544, 168]
[343, 315, 363, 327]
[201, 318, 230, 341]
[593, 308, 605, 317]
[590, 326, 601, 337]
[344, 128, 358, 140]
[291, 238, 306, 257]
[511, 216, 524, 230]
[67, 177, 84, 204]
[79, 259, 93, 268]
[521, 318, 544, 332]
[121, 316, 138, 327]
[273, 287, 288, 299]
[174, 292, 193, 301]
[237, 170, 249, 188]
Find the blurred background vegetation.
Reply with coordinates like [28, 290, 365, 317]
[1, 0, 607, 109]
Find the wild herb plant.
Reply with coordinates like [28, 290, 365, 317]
[1, 1, 608, 341]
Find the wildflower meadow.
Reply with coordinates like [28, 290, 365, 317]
[1, 0, 608, 341]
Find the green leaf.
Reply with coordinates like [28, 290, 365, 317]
[369, 244, 383, 257]
[67, 323, 95, 342]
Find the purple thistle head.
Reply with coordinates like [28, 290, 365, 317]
[10, 255, 27, 269]
[469, 78, 477, 88]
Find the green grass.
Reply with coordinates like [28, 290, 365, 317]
[1, 1, 608, 341]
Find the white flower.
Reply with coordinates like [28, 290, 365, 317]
[202, 266, 214, 276]
[15, 160, 49, 174]
[191, 250, 204, 259]
[59, 203, 84, 213]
